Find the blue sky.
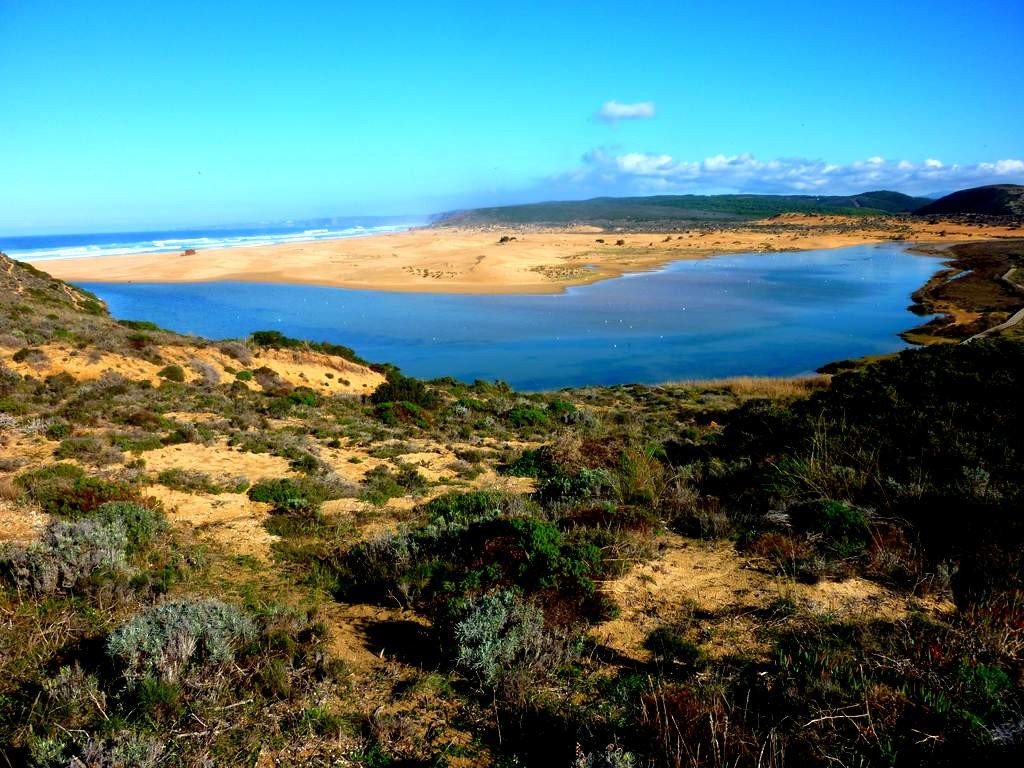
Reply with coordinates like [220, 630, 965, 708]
[1, 0, 1022, 233]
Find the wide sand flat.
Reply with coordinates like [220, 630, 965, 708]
[37, 217, 1023, 294]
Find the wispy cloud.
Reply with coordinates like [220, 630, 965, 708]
[552, 150, 1024, 195]
[594, 100, 656, 124]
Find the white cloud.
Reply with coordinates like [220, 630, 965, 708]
[549, 151, 1024, 196]
[595, 100, 656, 124]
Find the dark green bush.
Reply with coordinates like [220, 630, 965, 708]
[249, 330, 366, 364]
[18, 464, 139, 517]
[645, 625, 703, 670]
[156, 365, 185, 382]
[370, 371, 438, 409]
[44, 421, 71, 440]
[117, 319, 161, 331]
[359, 464, 426, 506]
[338, 514, 604, 621]
[248, 477, 330, 515]
[54, 435, 123, 465]
[374, 400, 430, 428]
[423, 490, 518, 527]
[789, 500, 869, 557]
[505, 405, 549, 428]
[94, 501, 165, 553]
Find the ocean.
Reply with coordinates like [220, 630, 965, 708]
[0, 219, 421, 261]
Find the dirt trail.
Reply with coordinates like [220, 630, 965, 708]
[966, 267, 1024, 341]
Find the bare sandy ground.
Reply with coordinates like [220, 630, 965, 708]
[0, 341, 384, 394]
[594, 533, 954, 663]
[37, 217, 1024, 295]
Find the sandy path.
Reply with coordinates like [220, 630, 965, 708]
[966, 267, 1024, 341]
[35, 219, 1023, 295]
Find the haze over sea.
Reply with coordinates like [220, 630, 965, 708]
[0, 220, 420, 261]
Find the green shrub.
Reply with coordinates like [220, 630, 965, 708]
[28, 737, 66, 768]
[339, 513, 603, 617]
[95, 501, 165, 553]
[156, 467, 225, 494]
[540, 468, 612, 505]
[253, 365, 287, 391]
[79, 299, 105, 315]
[547, 399, 577, 417]
[18, 464, 139, 517]
[423, 490, 519, 527]
[370, 371, 438, 409]
[505, 405, 549, 428]
[374, 400, 430, 428]
[110, 433, 165, 453]
[156, 364, 185, 382]
[359, 464, 426, 506]
[645, 625, 703, 670]
[126, 332, 153, 350]
[288, 387, 320, 407]
[248, 477, 332, 515]
[575, 745, 638, 768]
[117, 319, 161, 331]
[0, 397, 29, 415]
[789, 500, 870, 557]
[12, 347, 45, 364]
[499, 447, 553, 478]
[250, 330, 366, 364]
[54, 435, 123, 466]
[135, 677, 184, 723]
[106, 599, 255, 683]
[234, 369, 254, 381]
[43, 421, 71, 440]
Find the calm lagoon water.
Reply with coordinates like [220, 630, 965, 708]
[77, 243, 938, 390]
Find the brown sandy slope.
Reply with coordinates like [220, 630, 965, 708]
[0, 340, 384, 394]
[38, 217, 1024, 295]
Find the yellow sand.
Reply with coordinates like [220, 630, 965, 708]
[38, 217, 1024, 295]
[0, 341, 384, 394]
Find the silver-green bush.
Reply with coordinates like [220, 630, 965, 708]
[454, 588, 548, 686]
[106, 598, 255, 683]
[0, 518, 129, 594]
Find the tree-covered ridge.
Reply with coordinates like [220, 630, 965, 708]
[437, 190, 933, 226]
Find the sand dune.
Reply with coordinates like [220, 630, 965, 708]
[37, 217, 1022, 294]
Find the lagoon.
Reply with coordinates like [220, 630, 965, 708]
[76, 243, 938, 390]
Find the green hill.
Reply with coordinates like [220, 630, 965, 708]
[437, 190, 931, 227]
[914, 184, 1024, 217]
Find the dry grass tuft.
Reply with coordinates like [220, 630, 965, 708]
[671, 375, 830, 400]
[0, 475, 20, 502]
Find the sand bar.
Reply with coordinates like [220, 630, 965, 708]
[34, 217, 1023, 294]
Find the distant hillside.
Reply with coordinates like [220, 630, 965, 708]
[914, 184, 1024, 217]
[437, 190, 931, 228]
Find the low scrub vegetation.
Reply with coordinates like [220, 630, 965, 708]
[2, 248, 1023, 765]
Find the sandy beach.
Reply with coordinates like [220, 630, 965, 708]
[35, 216, 1023, 294]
